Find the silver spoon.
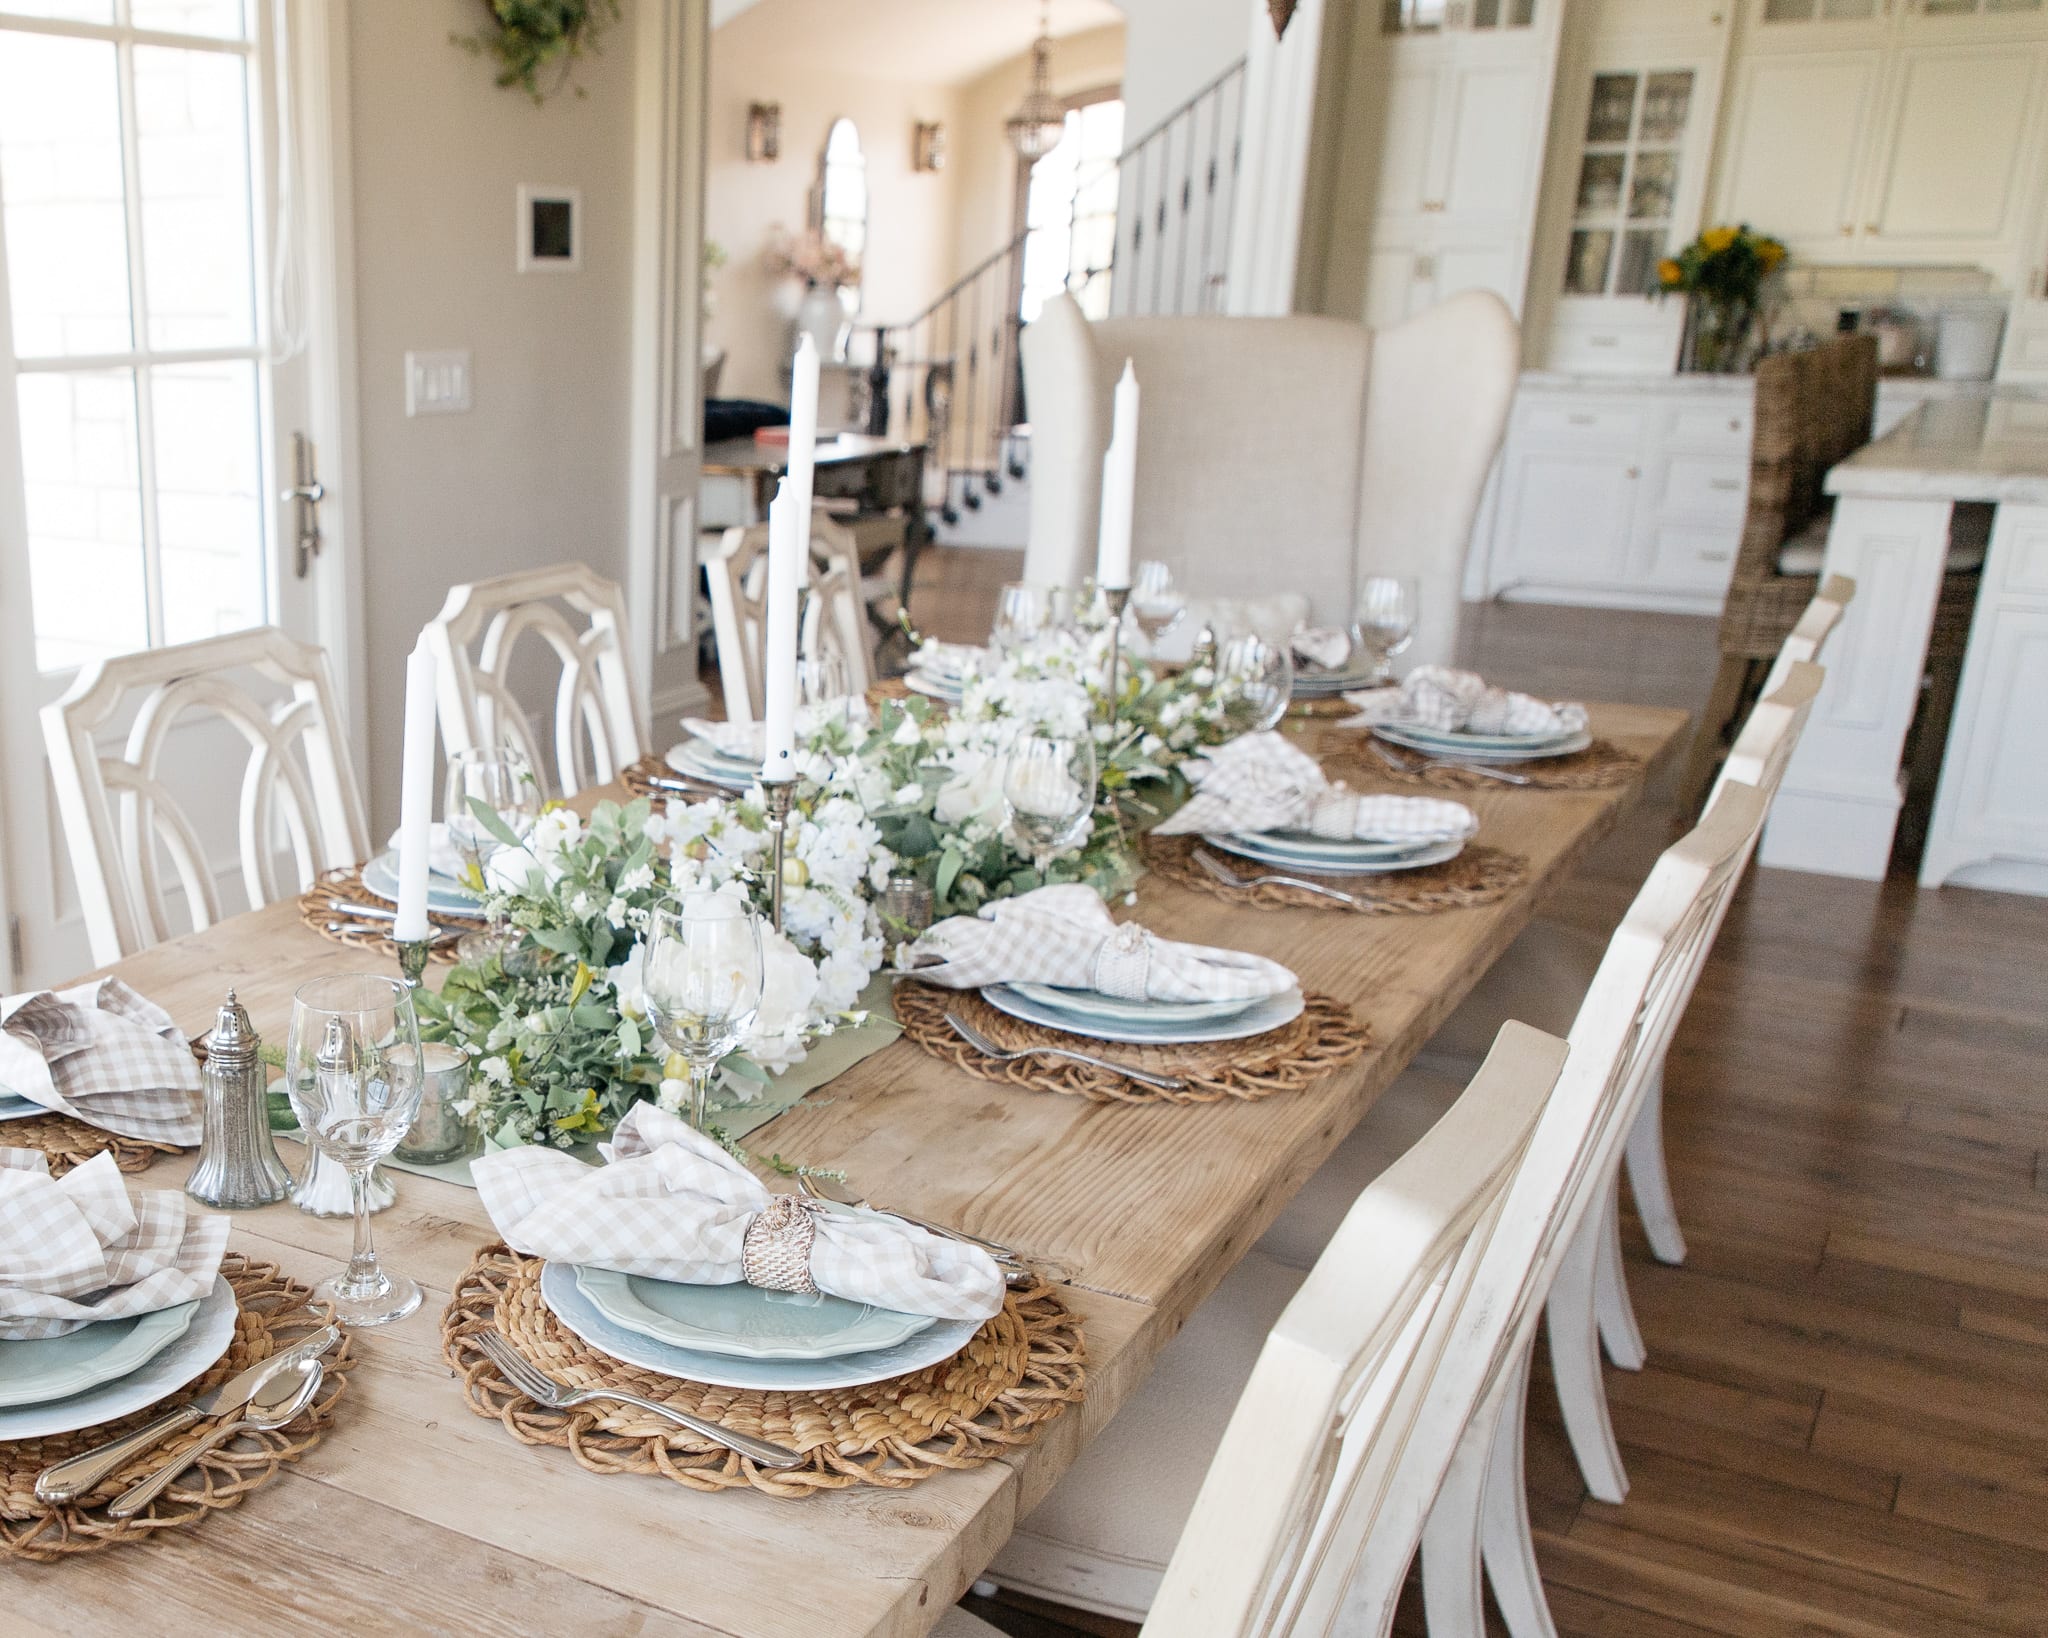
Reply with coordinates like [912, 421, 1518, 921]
[107, 1358, 324, 1519]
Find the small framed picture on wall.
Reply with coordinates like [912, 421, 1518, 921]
[516, 184, 582, 273]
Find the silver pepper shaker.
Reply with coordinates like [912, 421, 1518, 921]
[186, 990, 294, 1210]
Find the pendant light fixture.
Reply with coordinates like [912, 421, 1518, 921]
[1005, 3, 1066, 161]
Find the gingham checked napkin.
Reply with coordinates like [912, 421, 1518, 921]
[0, 979, 203, 1146]
[471, 1104, 1005, 1322]
[903, 883, 1297, 1003]
[0, 1150, 228, 1340]
[1291, 626, 1353, 672]
[1339, 665, 1589, 737]
[1152, 733, 1478, 846]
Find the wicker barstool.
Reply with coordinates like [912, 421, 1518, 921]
[1673, 336, 1982, 820]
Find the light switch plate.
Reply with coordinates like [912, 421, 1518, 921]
[405, 350, 472, 416]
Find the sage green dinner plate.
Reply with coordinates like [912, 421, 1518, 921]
[0, 1298, 203, 1408]
[573, 1267, 936, 1361]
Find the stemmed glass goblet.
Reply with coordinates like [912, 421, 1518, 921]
[1217, 632, 1295, 733]
[642, 894, 765, 1132]
[991, 582, 1053, 652]
[1130, 560, 1186, 645]
[285, 974, 427, 1327]
[1352, 575, 1420, 685]
[1003, 734, 1099, 880]
[445, 746, 540, 962]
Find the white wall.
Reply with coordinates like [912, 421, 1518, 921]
[705, 3, 966, 401]
[348, 0, 639, 834]
[1117, 0, 1249, 141]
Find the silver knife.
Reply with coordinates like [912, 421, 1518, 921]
[35, 1323, 342, 1504]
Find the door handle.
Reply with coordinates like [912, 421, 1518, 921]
[283, 431, 325, 578]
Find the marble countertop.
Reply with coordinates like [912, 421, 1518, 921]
[1828, 397, 2048, 502]
[1519, 370, 2043, 401]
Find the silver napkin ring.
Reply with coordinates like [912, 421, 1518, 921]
[1091, 920, 1154, 1000]
[742, 1194, 822, 1295]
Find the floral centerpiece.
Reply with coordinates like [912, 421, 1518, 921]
[1657, 223, 1786, 374]
[418, 623, 1245, 1150]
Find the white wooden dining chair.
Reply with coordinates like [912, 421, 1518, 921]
[1251, 671, 1826, 1638]
[41, 627, 369, 966]
[1404, 576, 1854, 1296]
[974, 1022, 1570, 1635]
[423, 562, 645, 800]
[704, 511, 871, 723]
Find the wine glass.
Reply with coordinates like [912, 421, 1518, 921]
[1003, 734, 1098, 880]
[1352, 576, 1420, 685]
[1217, 633, 1294, 733]
[992, 582, 1052, 652]
[285, 974, 427, 1327]
[1130, 560, 1185, 644]
[445, 747, 540, 961]
[642, 893, 765, 1131]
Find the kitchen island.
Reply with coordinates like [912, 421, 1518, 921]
[1761, 395, 2048, 893]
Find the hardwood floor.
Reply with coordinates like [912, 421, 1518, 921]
[900, 550, 2048, 1638]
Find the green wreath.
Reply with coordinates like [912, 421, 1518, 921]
[453, 0, 623, 105]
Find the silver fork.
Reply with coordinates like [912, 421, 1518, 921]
[1192, 846, 1368, 910]
[472, 1330, 806, 1469]
[1369, 738, 1531, 786]
[945, 1011, 1188, 1092]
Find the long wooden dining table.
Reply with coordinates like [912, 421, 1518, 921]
[19, 703, 1686, 1636]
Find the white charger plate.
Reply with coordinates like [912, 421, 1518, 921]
[1203, 831, 1467, 877]
[358, 849, 485, 915]
[665, 742, 757, 790]
[573, 1267, 934, 1361]
[982, 983, 1305, 1045]
[1292, 667, 1380, 697]
[1373, 723, 1593, 764]
[539, 1260, 980, 1392]
[1208, 828, 1468, 865]
[902, 673, 966, 705]
[0, 1276, 237, 1440]
[1003, 982, 1265, 1029]
[1387, 720, 1583, 752]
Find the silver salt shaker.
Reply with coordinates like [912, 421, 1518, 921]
[186, 990, 294, 1210]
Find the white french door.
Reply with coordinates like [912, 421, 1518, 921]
[0, 0, 351, 986]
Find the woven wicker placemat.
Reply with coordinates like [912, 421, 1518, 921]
[0, 1253, 352, 1560]
[295, 865, 484, 962]
[0, 1115, 180, 1179]
[442, 1244, 1084, 1499]
[892, 980, 1370, 1105]
[1330, 737, 1644, 792]
[1140, 833, 1529, 916]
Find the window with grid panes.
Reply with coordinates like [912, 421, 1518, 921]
[1562, 69, 1694, 299]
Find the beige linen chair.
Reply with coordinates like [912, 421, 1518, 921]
[964, 1021, 1569, 1635]
[1018, 289, 1520, 663]
[42, 626, 368, 965]
[424, 562, 645, 800]
[703, 511, 872, 723]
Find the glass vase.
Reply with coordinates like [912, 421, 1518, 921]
[1683, 296, 1756, 374]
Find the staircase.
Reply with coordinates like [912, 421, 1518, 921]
[852, 59, 1247, 539]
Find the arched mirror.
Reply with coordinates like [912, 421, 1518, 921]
[816, 117, 867, 312]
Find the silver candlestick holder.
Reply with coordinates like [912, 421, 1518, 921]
[1101, 584, 1131, 726]
[761, 777, 797, 933]
[394, 937, 431, 991]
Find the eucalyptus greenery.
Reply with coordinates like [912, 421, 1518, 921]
[453, 0, 623, 105]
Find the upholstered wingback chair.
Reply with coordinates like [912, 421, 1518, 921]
[1020, 290, 1520, 667]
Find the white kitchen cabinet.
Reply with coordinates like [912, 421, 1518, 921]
[1921, 507, 2048, 893]
[1714, 5, 2048, 278]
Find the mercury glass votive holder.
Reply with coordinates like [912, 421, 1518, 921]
[392, 1042, 476, 1165]
[880, 873, 935, 957]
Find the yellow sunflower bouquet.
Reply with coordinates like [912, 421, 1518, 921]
[1658, 223, 1786, 372]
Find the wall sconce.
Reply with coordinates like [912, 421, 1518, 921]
[746, 101, 781, 163]
[912, 121, 947, 174]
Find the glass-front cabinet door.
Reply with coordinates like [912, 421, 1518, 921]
[1563, 69, 1695, 297]
[1383, 0, 1537, 33]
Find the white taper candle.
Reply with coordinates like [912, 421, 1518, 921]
[393, 636, 438, 943]
[1096, 359, 1139, 591]
[760, 480, 799, 780]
